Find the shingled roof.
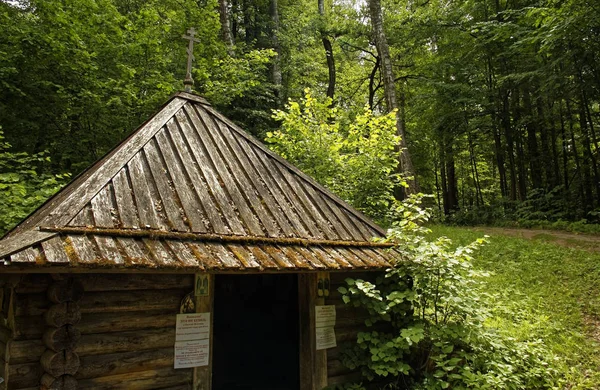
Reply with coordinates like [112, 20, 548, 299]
[0, 92, 397, 272]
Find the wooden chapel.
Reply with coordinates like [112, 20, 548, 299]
[0, 91, 398, 390]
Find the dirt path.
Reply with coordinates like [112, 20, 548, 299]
[473, 227, 600, 252]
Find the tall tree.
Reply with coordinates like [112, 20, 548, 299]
[368, 0, 418, 196]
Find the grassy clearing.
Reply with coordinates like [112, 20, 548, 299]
[429, 225, 600, 389]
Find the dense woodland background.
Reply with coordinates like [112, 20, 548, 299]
[1, 0, 599, 232]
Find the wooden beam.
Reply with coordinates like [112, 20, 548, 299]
[193, 273, 214, 390]
[298, 273, 328, 390]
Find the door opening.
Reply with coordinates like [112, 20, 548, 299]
[213, 274, 299, 390]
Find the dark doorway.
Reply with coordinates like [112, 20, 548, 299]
[213, 274, 299, 390]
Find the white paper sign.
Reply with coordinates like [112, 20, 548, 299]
[315, 305, 336, 328]
[176, 313, 210, 341]
[316, 326, 337, 350]
[174, 339, 210, 368]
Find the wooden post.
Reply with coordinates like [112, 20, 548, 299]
[299, 273, 329, 390]
[193, 273, 214, 390]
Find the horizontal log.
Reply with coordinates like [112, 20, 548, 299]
[14, 310, 176, 340]
[77, 366, 192, 390]
[4, 339, 45, 364]
[4, 362, 42, 388]
[43, 326, 81, 352]
[330, 271, 381, 284]
[77, 347, 173, 379]
[16, 274, 194, 294]
[76, 328, 176, 357]
[45, 303, 81, 327]
[40, 373, 78, 390]
[41, 350, 80, 377]
[17, 289, 187, 316]
[47, 280, 84, 304]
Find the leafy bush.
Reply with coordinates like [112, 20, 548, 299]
[338, 196, 560, 389]
[0, 130, 68, 235]
[267, 90, 400, 222]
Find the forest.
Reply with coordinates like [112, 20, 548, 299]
[1, 0, 599, 232]
[2, 1, 600, 389]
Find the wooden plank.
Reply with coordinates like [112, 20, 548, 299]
[127, 152, 167, 230]
[192, 106, 279, 236]
[164, 241, 200, 268]
[187, 243, 221, 269]
[246, 246, 280, 269]
[41, 237, 70, 264]
[298, 274, 320, 390]
[10, 247, 37, 264]
[77, 366, 192, 390]
[311, 247, 344, 269]
[203, 103, 387, 236]
[15, 274, 192, 294]
[0, 231, 57, 259]
[204, 244, 241, 269]
[296, 247, 329, 270]
[225, 244, 261, 269]
[218, 122, 295, 236]
[77, 347, 173, 379]
[276, 163, 337, 240]
[142, 239, 178, 267]
[116, 237, 152, 266]
[16, 289, 186, 317]
[315, 274, 329, 389]
[143, 140, 189, 232]
[174, 109, 245, 235]
[90, 185, 116, 227]
[66, 235, 97, 264]
[312, 192, 366, 241]
[111, 168, 140, 228]
[299, 181, 354, 241]
[236, 134, 312, 238]
[184, 106, 265, 236]
[165, 118, 230, 235]
[42, 97, 187, 228]
[279, 247, 312, 270]
[193, 273, 214, 390]
[261, 246, 295, 269]
[92, 235, 124, 265]
[155, 128, 209, 234]
[14, 311, 178, 341]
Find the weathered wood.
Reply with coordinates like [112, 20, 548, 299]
[90, 185, 116, 228]
[184, 106, 262, 236]
[217, 121, 295, 236]
[40, 97, 187, 228]
[15, 274, 193, 294]
[154, 129, 208, 233]
[17, 289, 186, 317]
[193, 274, 214, 390]
[127, 151, 168, 230]
[40, 350, 80, 377]
[77, 366, 192, 390]
[47, 280, 84, 304]
[40, 373, 78, 390]
[142, 140, 189, 232]
[111, 168, 140, 229]
[4, 361, 43, 388]
[174, 109, 244, 235]
[299, 273, 316, 390]
[0, 325, 11, 344]
[300, 180, 353, 241]
[165, 116, 230, 235]
[77, 347, 173, 379]
[43, 326, 81, 352]
[0, 231, 56, 260]
[41, 238, 70, 264]
[10, 247, 39, 264]
[45, 303, 81, 328]
[193, 106, 278, 236]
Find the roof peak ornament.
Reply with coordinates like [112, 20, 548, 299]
[182, 27, 201, 93]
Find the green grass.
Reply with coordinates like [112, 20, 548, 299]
[429, 225, 600, 389]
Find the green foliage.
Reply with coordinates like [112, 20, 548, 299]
[0, 130, 68, 235]
[339, 197, 562, 389]
[267, 90, 400, 221]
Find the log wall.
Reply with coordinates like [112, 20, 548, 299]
[6, 274, 194, 390]
[326, 271, 383, 387]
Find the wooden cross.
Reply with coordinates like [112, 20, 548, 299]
[182, 27, 201, 92]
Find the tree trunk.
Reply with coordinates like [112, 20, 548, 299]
[270, 0, 282, 103]
[218, 0, 235, 55]
[318, 0, 336, 102]
[368, 0, 418, 196]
